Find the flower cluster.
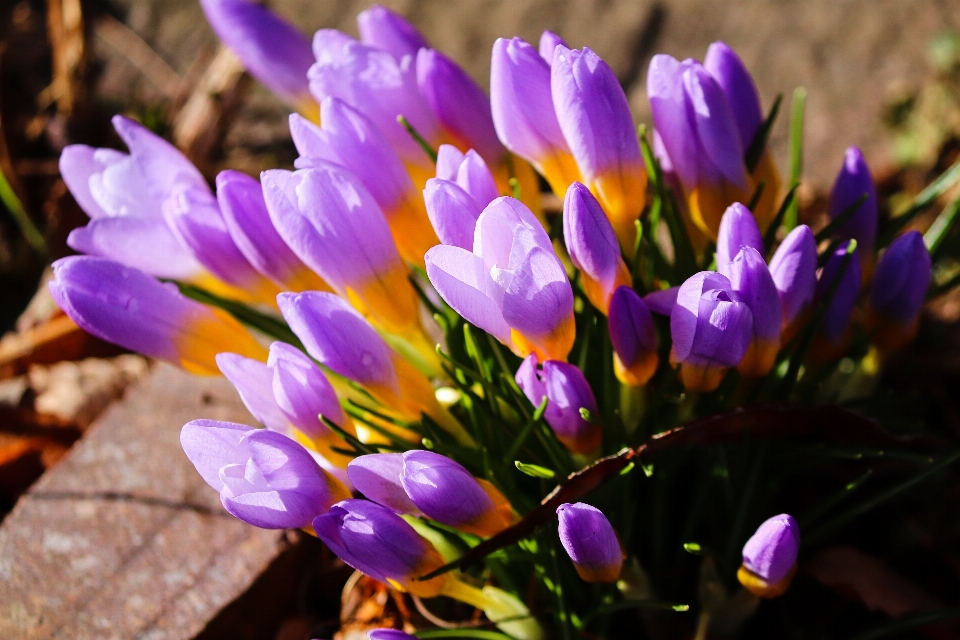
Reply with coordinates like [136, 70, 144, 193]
[49, 1, 950, 636]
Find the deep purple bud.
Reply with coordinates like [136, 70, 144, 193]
[180, 419, 349, 529]
[557, 502, 623, 583]
[727, 247, 782, 377]
[816, 242, 862, 346]
[768, 225, 818, 331]
[703, 42, 763, 150]
[868, 230, 931, 351]
[716, 202, 764, 277]
[516, 355, 602, 454]
[608, 286, 659, 386]
[368, 631, 417, 640]
[738, 513, 800, 598]
[357, 5, 428, 60]
[828, 147, 878, 254]
[538, 31, 567, 64]
[671, 271, 753, 391]
[312, 499, 448, 596]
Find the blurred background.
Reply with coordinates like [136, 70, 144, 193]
[1, 1, 960, 638]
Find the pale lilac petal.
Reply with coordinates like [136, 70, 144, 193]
[682, 64, 747, 189]
[563, 181, 622, 289]
[644, 286, 679, 316]
[180, 419, 250, 491]
[423, 178, 483, 250]
[716, 202, 764, 277]
[648, 54, 699, 187]
[538, 30, 567, 64]
[704, 41, 763, 150]
[357, 5, 428, 60]
[436, 144, 466, 181]
[728, 247, 782, 342]
[769, 225, 818, 325]
[456, 150, 500, 206]
[216, 352, 289, 434]
[348, 453, 419, 514]
[269, 341, 343, 435]
[502, 247, 573, 338]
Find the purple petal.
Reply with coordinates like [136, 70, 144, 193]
[817, 244, 862, 344]
[277, 291, 398, 393]
[728, 247, 782, 342]
[704, 42, 763, 150]
[870, 230, 931, 323]
[180, 419, 251, 491]
[516, 354, 547, 407]
[742, 513, 800, 584]
[648, 54, 700, 188]
[557, 502, 622, 581]
[672, 271, 753, 367]
[216, 352, 290, 434]
[828, 147, 878, 253]
[563, 181, 622, 290]
[502, 247, 574, 339]
[681, 63, 747, 189]
[455, 150, 500, 207]
[401, 450, 495, 528]
[436, 145, 466, 181]
[59, 145, 129, 219]
[608, 286, 658, 368]
[110, 115, 208, 200]
[269, 341, 343, 436]
[423, 178, 483, 250]
[768, 225, 818, 326]
[538, 31, 567, 64]
[716, 202, 764, 277]
[356, 5, 428, 60]
[368, 630, 417, 640]
[644, 286, 679, 316]
[348, 453, 419, 514]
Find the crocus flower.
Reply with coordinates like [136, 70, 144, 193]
[490, 37, 581, 197]
[563, 182, 632, 314]
[289, 98, 437, 266]
[180, 419, 350, 529]
[738, 513, 800, 598]
[671, 271, 753, 392]
[60, 115, 207, 281]
[553, 46, 646, 247]
[828, 147, 878, 257]
[557, 502, 623, 583]
[426, 197, 575, 361]
[313, 499, 450, 596]
[715, 202, 764, 278]
[349, 451, 514, 537]
[216, 170, 330, 292]
[199, 0, 317, 119]
[727, 247, 782, 377]
[277, 291, 474, 446]
[768, 225, 818, 338]
[867, 231, 932, 351]
[50, 256, 266, 375]
[357, 5, 428, 60]
[516, 354, 602, 454]
[608, 286, 659, 386]
[262, 164, 422, 340]
[424, 146, 499, 250]
[648, 55, 751, 239]
[309, 29, 439, 170]
[815, 242, 862, 356]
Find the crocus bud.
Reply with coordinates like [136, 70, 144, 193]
[563, 182, 632, 314]
[357, 5, 427, 61]
[50, 256, 266, 375]
[648, 55, 750, 239]
[768, 225, 818, 338]
[309, 30, 439, 169]
[200, 0, 317, 118]
[552, 46, 646, 247]
[368, 631, 416, 640]
[216, 170, 329, 293]
[738, 514, 800, 598]
[728, 247, 782, 377]
[60, 115, 207, 280]
[262, 165, 421, 339]
[423, 178, 484, 250]
[417, 48, 506, 167]
[289, 99, 437, 266]
[867, 231, 932, 351]
[426, 197, 575, 361]
[490, 37, 581, 197]
[815, 242, 862, 355]
[608, 286, 659, 386]
[435, 145, 500, 206]
[829, 147, 878, 256]
[557, 502, 623, 583]
[180, 419, 350, 529]
[538, 30, 567, 64]
[313, 499, 449, 596]
[516, 355, 602, 454]
[670, 271, 753, 392]
[716, 203, 764, 278]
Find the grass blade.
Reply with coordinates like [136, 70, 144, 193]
[879, 156, 960, 247]
[924, 196, 960, 262]
[744, 93, 783, 173]
[784, 87, 807, 231]
[0, 165, 46, 258]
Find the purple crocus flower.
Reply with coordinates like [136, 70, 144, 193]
[516, 354, 602, 454]
[828, 147, 878, 256]
[552, 46, 646, 246]
[727, 247, 782, 377]
[425, 197, 575, 361]
[716, 202, 764, 278]
[868, 230, 932, 351]
[216, 170, 330, 292]
[423, 145, 500, 250]
[180, 419, 350, 529]
[357, 5, 428, 61]
[768, 225, 818, 338]
[199, 0, 317, 118]
[368, 631, 417, 640]
[490, 37, 581, 197]
[309, 29, 439, 169]
[289, 98, 437, 266]
[49, 256, 266, 375]
[60, 115, 206, 280]
[608, 286, 659, 386]
[261, 164, 421, 339]
[557, 502, 623, 583]
[313, 499, 449, 596]
[417, 48, 506, 166]
[538, 30, 567, 64]
[648, 55, 750, 239]
[563, 182, 632, 315]
[670, 271, 753, 391]
[738, 513, 800, 598]
[816, 242, 862, 351]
